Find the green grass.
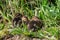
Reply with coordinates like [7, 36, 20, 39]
[0, 0, 60, 40]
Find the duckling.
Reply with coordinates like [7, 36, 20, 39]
[22, 15, 29, 25]
[27, 16, 43, 32]
[12, 13, 22, 27]
[27, 8, 43, 32]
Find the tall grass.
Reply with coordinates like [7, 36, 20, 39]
[0, 0, 60, 40]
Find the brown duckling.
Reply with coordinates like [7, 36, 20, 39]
[27, 16, 43, 32]
[12, 13, 22, 27]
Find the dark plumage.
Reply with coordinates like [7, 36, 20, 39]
[12, 13, 29, 27]
[12, 13, 22, 27]
[27, 16, 43, 32]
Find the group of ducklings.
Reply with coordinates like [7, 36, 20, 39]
[13, 13, 43, 32]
